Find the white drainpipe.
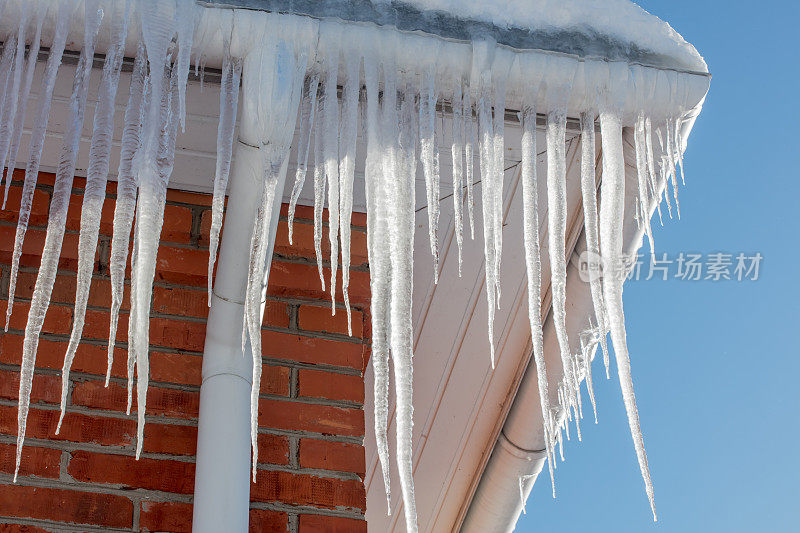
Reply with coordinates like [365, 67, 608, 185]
[191, 104, 287, 531]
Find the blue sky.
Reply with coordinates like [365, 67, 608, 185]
[518, 1, 800, 531]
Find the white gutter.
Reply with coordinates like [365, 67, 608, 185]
[191, 98, 287, 531]
[461, 106, 705, 532]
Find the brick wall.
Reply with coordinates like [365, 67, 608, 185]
[0, 170, 370, 532]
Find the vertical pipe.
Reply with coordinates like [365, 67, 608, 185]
[192, 132, 286, 531]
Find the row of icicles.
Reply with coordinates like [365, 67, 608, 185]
[0, 1, 692, 530]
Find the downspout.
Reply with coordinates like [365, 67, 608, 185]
[191, 97, 287, 531]
[461, 107, 705, 532]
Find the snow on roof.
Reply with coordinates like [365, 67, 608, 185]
[375, 0, 707, 72]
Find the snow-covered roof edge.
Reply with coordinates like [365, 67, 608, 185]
[201, 0, 707, 74]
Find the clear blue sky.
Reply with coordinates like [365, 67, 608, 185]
[519, 1, 800, 531]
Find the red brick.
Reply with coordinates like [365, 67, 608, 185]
[68, 451, 195, 494]
[0, 405, 134, 448]
[0, 523, 52, 533]
[268, 261, 371, 308]
[0, 227, 82, 271]
[257, 433, 291, 466]
[143, 423, 197, 456]
[259, 330, 367, 371]
[80, 309, 206, 352]
[65, 196, 115, 234]
[282, 204, 367, 229]
[258, 399, 363, 438]
[299, 439, 365, 476]
[0, 186, 50, 227]
[72, 380, 200, 420]
[274, 219, 368, 267]
[150, 351, 202, 387]
[298, 370, 364, 404]
[0, 369, 62, 405]
[0, 443, 61, 479]
[249, 509, 288, 533]
[166, 189, 213, 206]
[0, 484, 133, 528]
[0, 335, 128, 380]
[260, 364, 292, 396]
[251, 470, 365, 511]
[155, 246, 209, 286]
[161, 204, 194, 243]
[12, 271, 122, 310]
[298, 304, 364, 338]
[299, 515, 367, 533]
[0, 300, 72, 335]
[152, 285, 209, 319]
[140, 501, 194, 533]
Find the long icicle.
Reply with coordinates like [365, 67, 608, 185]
[451, 80, 465, 274]
[109, 40, 147, 387]
[207, 38, 243, 304]
[5, 0, 73, 331]
[287, 73, 319, 244]
[580, 112, 609, 378]
[364, 53, 392, 513]
[58, 0, 132, 432]
[546, 107, 578, 406]
[2, 4, 45, 208]
[321, 47, 340, 312]
[131, 0, 180, 458]
[0, 3, 30, 188]
[521, 104, 555, 495]
[15, 1, 102, 481]
[419, 64, 440, 283]
[338, 53, 360, 336]
[312, 88, 327, 290]
[391, 80, 418, 533]
[634, 115, 656, 261]
[599, 110, 657, 521]
[463, 87, 476, 240]
[476, 73, 498, 368]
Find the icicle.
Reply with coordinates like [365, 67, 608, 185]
[674, 116, 686, 186]
[475, 58, 499, 368]
[664, 118, 680, 219]
[2, 5, 45, 208]
[15, 1, 103, 481]
[175, 0, 196, 132]
[207, 39, 243, 304]
[490, 61, 511, 302]
[450, 81, 464, 274]
[0, 4, 30, 190]
[579, 328, 599, 423]
[239, 33, 309, 482]
[463, 87, 476, 240]
[109, 41, 148, 386]
[579, 112, 609, 378]
[643, 117, 663, 226]
[546, 106, 578, 407]
[244, 151, 284, 482]
[391, 80, 418, 533]
[599, 109, 657, 521]
[312, 89, 327, 290]
[5, 0, 73, 332]
[131, 0, 181, 459]
[419, 64, 441, 283]
[287, 73, 319, 244]
[338, 53, 360, 336]
[634, 116, 656, 261]
[321, 46, 341, 312]
[520, 105, 555, 495]
[364, 53, 392, 513]
[0, 34, 18, 132]
[58, 0, 132, 433]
